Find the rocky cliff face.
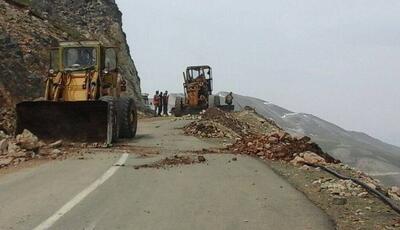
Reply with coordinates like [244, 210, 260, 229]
[0, 0, 142, 109]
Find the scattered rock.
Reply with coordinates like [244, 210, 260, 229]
[290, 156, 305, 165]
[197, 155, 206, 162]
[0, 157, 13, 167]
[300, 165, 311, 170]
[390, 186, 400, 196]
[51, 149, 62, 156]
[48, 140, 63, 148]
[388, 188, 400, 201]
[332, 196, 347, 205]
[134, 155, 203, 170]
[357, 192, 368, 198]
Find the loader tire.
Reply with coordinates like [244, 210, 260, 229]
[173, 97, 183, 117]
[100, 96, 119, 142]
[118, 97, 137, 138]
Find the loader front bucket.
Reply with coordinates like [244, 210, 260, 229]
[16, 101, 113, 144]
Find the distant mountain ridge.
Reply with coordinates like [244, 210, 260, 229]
[217, 92, 400, 186]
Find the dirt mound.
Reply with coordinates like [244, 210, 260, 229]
[229, 131, 339, 164]
[235, 107, 281, 135]
[201, 107, 252, 136]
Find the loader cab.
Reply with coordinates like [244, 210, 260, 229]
[184, 65, 213, 94]
[46, 41, 124, 102]
[50, 41, 116, 71]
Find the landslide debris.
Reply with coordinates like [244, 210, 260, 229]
[181, 107, 400, 227]
[0, 129, 66, 168]
[229, 132, 338, 164]
[202, 107, 252, 136]
[133, 155, 207, 170]
[185, 107, 337, 165]
[184, 121, 237, 138]
[183, 107, 254, 138]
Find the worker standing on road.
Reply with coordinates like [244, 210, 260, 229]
[158, 89, 163, 116]
[153, 91, 160, 117]
[225, 92, 234, 105]
[163, 91, 169, 116]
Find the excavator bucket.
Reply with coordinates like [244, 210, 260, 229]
[16, 101, 114, 144]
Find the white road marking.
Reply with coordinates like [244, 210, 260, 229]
[33, 153, 129, 230]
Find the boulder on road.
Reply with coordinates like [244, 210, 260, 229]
[16, 129, 40, 151]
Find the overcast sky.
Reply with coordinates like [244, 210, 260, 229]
[116, 0, 400, 147]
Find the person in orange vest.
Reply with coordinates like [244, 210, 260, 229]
[153, 91, 160, 117]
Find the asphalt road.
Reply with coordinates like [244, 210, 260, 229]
[0, 118, 334, 230]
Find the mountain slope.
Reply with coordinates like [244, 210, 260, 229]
[218, 92, 400, 186]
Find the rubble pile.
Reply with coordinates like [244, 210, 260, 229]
[312, 178, 365, 198]
[229, 131, 338, 164]
[202, 108, 252, 137]
[0, 129, 65, 168]
[184, 121, 226, 138]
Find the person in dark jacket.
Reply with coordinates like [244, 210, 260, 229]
[158, 90, 163, 116]
[162, 91, 169, 116]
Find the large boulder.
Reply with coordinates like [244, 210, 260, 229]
[16, 129, 40, 151]
[302, 151, 326, 165]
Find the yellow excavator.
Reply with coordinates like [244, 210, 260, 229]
[16, 41, 137, 144]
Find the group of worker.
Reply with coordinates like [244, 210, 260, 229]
[153, 90, 169, 116]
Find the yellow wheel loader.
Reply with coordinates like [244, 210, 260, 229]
[16, 41, 137, 145]
[172, 65, 234, 116]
